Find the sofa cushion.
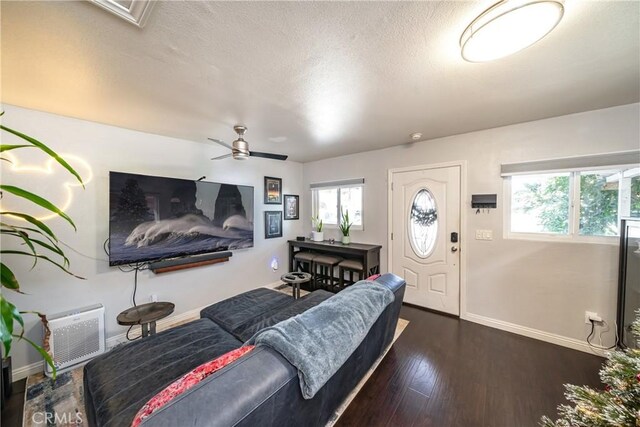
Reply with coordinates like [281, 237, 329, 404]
[200, 288, 293, 335]
[131, 345, 255, 427]
[84, 318, 242, 427]
[236, 290, 334, 341]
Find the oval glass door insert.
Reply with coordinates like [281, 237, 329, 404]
[409, 189, 438, 257]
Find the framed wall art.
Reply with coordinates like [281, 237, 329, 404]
[284, 194, 299, 220]
[264, 176, 282, 204]
[264, 211, 283, 239]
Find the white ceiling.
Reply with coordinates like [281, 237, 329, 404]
[2, 1, 639, 163]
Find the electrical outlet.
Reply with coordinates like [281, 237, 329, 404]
[151, 294, 158, 303]
[585, 311, 602, 324]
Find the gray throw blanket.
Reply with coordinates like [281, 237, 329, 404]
[247, 281, 395, 399]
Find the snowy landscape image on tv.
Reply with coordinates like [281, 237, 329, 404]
[109, 172, 254, 266]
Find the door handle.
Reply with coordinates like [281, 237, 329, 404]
[451, 246, 458, 252]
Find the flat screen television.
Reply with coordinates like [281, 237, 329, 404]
[108, 171, 254, 266]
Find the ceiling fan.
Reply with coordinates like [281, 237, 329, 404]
[208, 126, 288, 161]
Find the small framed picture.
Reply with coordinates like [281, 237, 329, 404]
[264, 211, 283, 239]
[264, 176, 282, 204]
[283, 194, 299, 220]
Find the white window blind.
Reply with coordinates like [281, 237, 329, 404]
[501, 150, 640, 177]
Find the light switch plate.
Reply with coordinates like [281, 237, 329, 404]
[475, 229, 493, 240]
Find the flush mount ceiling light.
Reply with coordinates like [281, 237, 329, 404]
[460, 0, 564, 62]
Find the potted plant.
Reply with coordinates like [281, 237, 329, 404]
[0, 112, 84, 384]
[311, 216, 324, 242]
[339, 209, 353, 245]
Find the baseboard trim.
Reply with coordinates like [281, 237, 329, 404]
[105, 305, 206, 350]
[262, 280, 285, 289]
[462, 312, 607, 357]
[12, 283, 285, 380]
[12, 361, 43, 381]
[15, 287, 602, 380]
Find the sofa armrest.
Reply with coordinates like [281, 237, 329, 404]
[374, 273, 406, 295]
[141, 346, 297, 427]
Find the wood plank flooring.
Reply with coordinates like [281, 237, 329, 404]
[1, 376, 25, 427]
[1, 305, 603, 427]
[336, 305, 603, 427]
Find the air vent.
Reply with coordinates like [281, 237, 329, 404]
[45, 304, 105, 377]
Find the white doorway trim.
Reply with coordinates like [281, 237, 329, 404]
[387, 160, 468, 318]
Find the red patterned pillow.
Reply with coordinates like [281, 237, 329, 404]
[131, 345, 255, 427]
[366, 274, 381, 281]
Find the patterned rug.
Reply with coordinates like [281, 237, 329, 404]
[23, 367, 85, 426]
[23, 299, 408, 427]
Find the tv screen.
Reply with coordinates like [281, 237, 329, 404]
[108, 172, 254, 266]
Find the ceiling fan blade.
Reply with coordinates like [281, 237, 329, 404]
[211, 153, 233, 160]
[207, 138, 233, 150]
[249, 151, 288, 161]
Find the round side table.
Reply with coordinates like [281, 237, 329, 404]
[117, 302, 175, 338]
[280, 272, 312, 299]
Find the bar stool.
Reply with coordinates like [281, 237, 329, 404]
[293, 251, 316, 274]
[338, 259, 365, 289]
[313, 255, 342, 292]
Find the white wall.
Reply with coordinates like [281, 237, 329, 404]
[303, 103, 640, 352]
[1, 104, 304, 375]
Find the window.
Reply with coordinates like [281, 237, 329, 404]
[511, 172, 570, 234]
[409, 189, 438, 257]
[507, 167, 640, 241]
[311, 180, 364, 230]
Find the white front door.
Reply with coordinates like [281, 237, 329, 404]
[390, 165, 461, 315]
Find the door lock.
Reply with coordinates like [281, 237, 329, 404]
[451, 246, 458, 252]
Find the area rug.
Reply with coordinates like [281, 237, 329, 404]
[23, 318, 408, 427]
[23, 367, 85, 426]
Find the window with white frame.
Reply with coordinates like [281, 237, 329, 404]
[504, 154, 640, 240]
[311, 179, 364, 230]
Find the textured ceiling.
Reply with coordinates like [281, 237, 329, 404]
[2, 1, 639, 162]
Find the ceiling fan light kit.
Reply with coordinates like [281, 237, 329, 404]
[209, 125, 288, 161]
[460, 0, 564, 62]
[232, 126, 250, 160]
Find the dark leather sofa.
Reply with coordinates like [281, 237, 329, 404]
[83, 273, 405, 427]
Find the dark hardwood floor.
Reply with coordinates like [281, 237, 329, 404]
[336, 305, 604, 427]
[1, 376, 26, 427]
[1, 305, 603, 427]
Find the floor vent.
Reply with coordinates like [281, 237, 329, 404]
[45, 304, 105, 377]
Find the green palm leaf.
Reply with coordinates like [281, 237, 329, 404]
[0, 263, 20, 291]
[29, 239, 70, 267]
[12, 334, 56, 379]
[1, 229, 38, 268]
[0, 251, 83, 279]
[0, 123, 83, 188]
[0, 186, 76, 230]
[0, 297, 23, 354]
[0, 144, 33, 152]
[1, 222, 59, 245]
[1, 212, 57, 239]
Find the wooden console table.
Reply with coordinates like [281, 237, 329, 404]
[287, 239, 382, 277]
